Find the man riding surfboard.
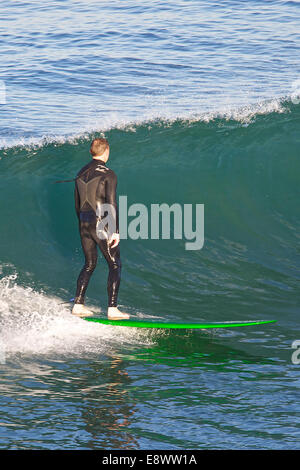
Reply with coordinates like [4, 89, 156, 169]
[72, 138, 129, 320]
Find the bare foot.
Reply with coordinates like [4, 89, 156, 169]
[107, 307, 130, 320]
[72, 304, 94, 317]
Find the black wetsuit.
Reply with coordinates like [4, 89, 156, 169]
[74, 158, 121, 307]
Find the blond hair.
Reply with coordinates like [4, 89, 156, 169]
[90, 138, 109, 157]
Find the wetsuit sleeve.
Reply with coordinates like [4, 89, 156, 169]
[105, 171, 119, 233]
[74, 183, 80, 219]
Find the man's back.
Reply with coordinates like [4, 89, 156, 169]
[75, 158, 118, 226]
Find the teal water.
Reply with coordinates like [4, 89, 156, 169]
[0, 0, 300, 450]
[0, 104, 299, 449]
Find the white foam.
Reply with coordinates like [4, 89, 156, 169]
[0, 274, 154, 360]
[0, 95, 293, 151]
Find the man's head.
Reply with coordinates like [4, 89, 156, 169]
[90, 138, 110, 162]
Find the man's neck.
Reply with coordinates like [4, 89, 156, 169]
[93, 156, 106, 164]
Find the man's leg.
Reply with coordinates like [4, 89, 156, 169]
[91, 226, 129, 319]
[73, 222, 98, 316]
[94, 234, 121, 307]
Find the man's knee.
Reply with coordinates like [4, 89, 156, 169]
[84, 259, 97, 272]
[109, 257, 121, 272]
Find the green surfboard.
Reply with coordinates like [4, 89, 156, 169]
[83, 318, 276, 329]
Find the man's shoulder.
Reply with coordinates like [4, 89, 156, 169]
[76, 160, 116, 181]
[104, 166, 117, 180]
[76, 160, 94, 177]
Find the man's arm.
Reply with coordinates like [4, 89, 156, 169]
[74, 183, 80, 220]
[105, 171, 120, 247]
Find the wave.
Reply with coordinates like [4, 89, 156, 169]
[0, 98, 299, 326]
[0, 95, 294, 151]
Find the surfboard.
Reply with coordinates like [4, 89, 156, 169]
[83, 318, 276, 329]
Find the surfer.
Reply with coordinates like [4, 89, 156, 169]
[72, 138, 129, 320]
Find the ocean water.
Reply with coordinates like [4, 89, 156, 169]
[0, 0, 300, 450]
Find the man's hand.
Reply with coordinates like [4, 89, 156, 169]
[110, 233, 120, 249]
